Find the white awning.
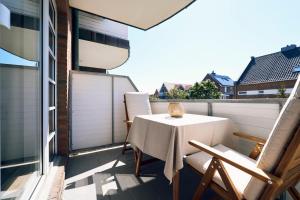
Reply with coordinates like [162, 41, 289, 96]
[69, 0, 195, 30]
[79, 39, 129, 69]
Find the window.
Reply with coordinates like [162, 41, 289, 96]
[49, 138, 55, 162]
[47, 0, 57, 166]
[49, 55, 55, 80]
[0, 0, 42, 198]
[238, 91, 247, 95]
[258, 90, 264, 94]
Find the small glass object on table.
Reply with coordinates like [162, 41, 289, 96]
[168, 102, 184, 118]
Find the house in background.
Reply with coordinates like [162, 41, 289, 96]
[158, 82, 192, 99]
[202, 71, 234, 99]
[236, 44, 300, 99]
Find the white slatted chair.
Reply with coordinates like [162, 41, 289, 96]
[186, 75, 300, 200]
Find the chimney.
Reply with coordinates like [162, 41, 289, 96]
[281, 44, 297, 52]
[211, 70, 216, 75]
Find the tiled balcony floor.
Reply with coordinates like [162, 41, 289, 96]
[63, 145, 215, 200]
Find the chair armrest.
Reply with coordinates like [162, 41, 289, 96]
[188, 140, 282, 185]
[123, 120, 133, 124]
[233, 132, 266, 144]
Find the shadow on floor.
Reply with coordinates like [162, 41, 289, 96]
[64, 146, 216, 200]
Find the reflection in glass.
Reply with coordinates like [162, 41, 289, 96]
[49, 83, 55, 107]
[49, 137, 55, 162]
[0, 0, 41, 199]
[49, 110, 55, 134]
[49, 28, 55, 54]
[49, 54, 55, 80]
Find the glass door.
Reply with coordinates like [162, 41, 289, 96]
[47, 0, 57, 165]
[0, 0, 42, 199]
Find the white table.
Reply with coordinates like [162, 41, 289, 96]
[128, 114, 237, 200]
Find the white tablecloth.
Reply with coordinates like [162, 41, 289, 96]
[128, 114, 237, 182]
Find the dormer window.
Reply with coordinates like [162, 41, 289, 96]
[293, 66, 300, 73]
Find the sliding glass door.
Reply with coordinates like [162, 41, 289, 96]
[0, 0, 42, 199]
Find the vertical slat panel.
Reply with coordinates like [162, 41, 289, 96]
[212, 103, 280, 154]
[71, 72, 112, 150]
[113, 76, 137, 143]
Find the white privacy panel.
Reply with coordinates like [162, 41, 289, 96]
[71, 71, 138, 150]
[113, 76, 137, 143]
[212, 103, 280, 155]
[71, 72, 112, 150]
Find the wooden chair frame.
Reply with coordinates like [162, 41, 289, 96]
[122, 94, 158, 176]
[233, 132, 266, 160]
[188, 125, 300, 200]
[122, 95, 133, 154]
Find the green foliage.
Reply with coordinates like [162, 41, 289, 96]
[189, 80, 221, 99]
[166, 87, 189, 99]
[278, 85, 287, 98]
[149, 95, 159, 101]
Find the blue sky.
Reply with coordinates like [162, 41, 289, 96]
[110, 0, 300, 93]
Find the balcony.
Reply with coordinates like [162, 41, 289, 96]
[61, 74, 294, 199]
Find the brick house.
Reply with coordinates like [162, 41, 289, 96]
[202, 71, 234, 99]
[236, 45, 300, 99]
[158, 82, 192, 99]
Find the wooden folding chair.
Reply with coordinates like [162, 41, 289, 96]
[186, 75, 300, 200]
[121, 92, 152, 155]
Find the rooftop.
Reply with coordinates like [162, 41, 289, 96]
[238, 45, 300, 85]
[208, 71, 234, 86]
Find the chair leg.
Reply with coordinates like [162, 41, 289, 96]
[135, 149, 143, 176]
[173, 171, 180, 200]
[193, 158, 217, 200]
[288, 186, 300, 200]
[122, 130, 130, 154]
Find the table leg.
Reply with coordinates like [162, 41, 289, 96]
[173, 171, 180, 200]
[135, 149, 143, 176]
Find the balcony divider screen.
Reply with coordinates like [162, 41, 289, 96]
[70, 71, 137, 150]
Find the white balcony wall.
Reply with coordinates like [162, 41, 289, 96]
[113, 77, 137, 143]
[150, 100, 282, 155]
[0, 66, 39, 161]
[70, 71, 137, 150]
[151, 102, 208, 115]
[212, 103, 280, 155]
[79, 12, 128, 40]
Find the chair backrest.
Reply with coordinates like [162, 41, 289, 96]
[124, 92, 152, 121]
[244, 74, 300, 199]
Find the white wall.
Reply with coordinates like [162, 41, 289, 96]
[150, 100, 281, 155]
[70, 71, 137, 150]
[113, 77, 137, 143]
[212, 103, 279, 154]
[151, 102, 208, 115]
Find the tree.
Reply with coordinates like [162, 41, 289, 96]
[278, 85, 287, 98]
[189, 80, 221, 99]
[166, 87, 188, 99]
